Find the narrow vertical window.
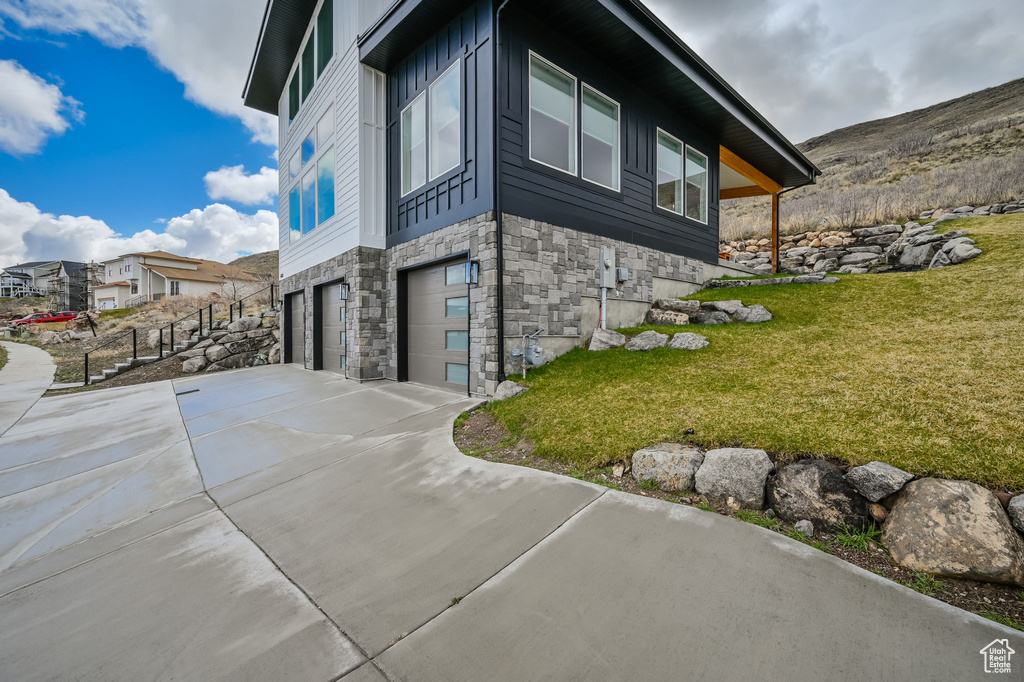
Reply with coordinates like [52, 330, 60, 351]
[582, 85, 619, 190]
[288, 75, 300, 123]
[289, 186, 301, 242]
[317, 106, 334, 148]
[529, 54, 576, 174]
[301, 37, 315, 103]
[302, 169, 316, 233]
[429, 61, 461, 180]
[401, 94, 426, 195]
[316, 0, 333, 77]
[685, 147, 708, 223]
[302, 131, 315, 165]
[317, 146, 335, 225]
[289, 150, 301, 180]
[656, 130, 683, 214]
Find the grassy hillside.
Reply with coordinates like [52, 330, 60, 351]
[229, 250, 278, 278]
[487, 213, 1024, 490]
[722, 77, 1024, 240]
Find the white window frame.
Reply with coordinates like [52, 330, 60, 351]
[400, 91, 427, 197]
[284, 0, 335, 129]
[684, 144, 709, 225]
[654, 127, 685, 217]
[428, 59, 463, 182]
[286, 100, 337, 242]
[580, 83, 621, 192]
[527, 51, 578, 178]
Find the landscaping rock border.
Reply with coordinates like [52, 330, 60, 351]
[180, 309, 281, 373]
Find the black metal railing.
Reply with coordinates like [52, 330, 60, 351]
[84, 328, 138, 385]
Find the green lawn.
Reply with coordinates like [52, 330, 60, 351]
[487, 214, 1024, 490]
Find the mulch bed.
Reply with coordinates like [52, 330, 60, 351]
[455, 410, 1024, 630]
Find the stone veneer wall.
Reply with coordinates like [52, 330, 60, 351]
[386, 212, 500, 396]
[501, 213, 703, 361]
[278, 245, 388, 381]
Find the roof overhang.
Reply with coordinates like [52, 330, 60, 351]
[243, 0, 319, 115]
[359, 0, 473, 71]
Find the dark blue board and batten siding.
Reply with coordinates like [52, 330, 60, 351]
[387, 1, 494, 248]
[498, 11, 721, 263]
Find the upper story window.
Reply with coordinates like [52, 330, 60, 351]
[656, 128, 708, 224]
[287, 0, 335, 125]
[401, 59, 462, 196]
[288, 105, 336, 243]
[528, 53, 621, 191]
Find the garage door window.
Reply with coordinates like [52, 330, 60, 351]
[446, 363, 468, 385]
[445, 263, 467, 285]
[445, 330, 469, 350]
[445, 296, 468, 317]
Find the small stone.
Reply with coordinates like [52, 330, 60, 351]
[625, 330, 669, 351]
[846, 461, 914, 502]
[667, 332, 709, 351]
[795, 520, 814, 536]
[764, 508, 776, 519]
[589, 328, 626, 351]
[868, 503, 888, 523]
[689, 310, 732, 325]
[493, 381, 528, 401]
[645, 309, 689, 326]
[612, 463, 625, 478]
[993, 491, 1012, 509]
[703, 300, 744, 315]
[1009, 496, 1024, 535]
[733, 305, 772, 323]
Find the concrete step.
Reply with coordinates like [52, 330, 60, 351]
[102, 368, 119, 379]
[89, 375, 106, 383]
[114, 363, 131, 371]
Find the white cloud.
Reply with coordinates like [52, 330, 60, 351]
[0, 188, 277, 266]
[204, 165, 278, 205]
[0, 59, 83, 155]
[0, 0, 277, 146]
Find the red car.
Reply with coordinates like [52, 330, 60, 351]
[9, 311, 78, 326]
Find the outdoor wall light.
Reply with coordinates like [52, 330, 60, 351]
[339, 283, 350, 300]
[468, 261, 480, 285]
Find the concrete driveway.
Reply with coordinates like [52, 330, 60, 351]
[0, 364, 1020, 681]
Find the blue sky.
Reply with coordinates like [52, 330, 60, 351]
[0, 30, 276, 232]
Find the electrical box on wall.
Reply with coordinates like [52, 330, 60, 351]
[616, 267, 630, 283]
[599, 247, 617, 289]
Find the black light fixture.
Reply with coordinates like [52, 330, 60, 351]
[467, 261, 480, 285]
[339, 283, 350, 300]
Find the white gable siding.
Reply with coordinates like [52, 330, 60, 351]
[278, 0, 389, 280]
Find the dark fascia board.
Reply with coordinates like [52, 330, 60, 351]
[358, 0, 474, 71]
[620, 0, 820, 182]
[243, 0, 319, 115]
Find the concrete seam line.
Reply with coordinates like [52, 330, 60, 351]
[370, 488, 610, 664]
[212, 401, 474, 509]
[0, 502, 218, 600]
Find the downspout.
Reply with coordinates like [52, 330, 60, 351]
[494, 0, 513, 382]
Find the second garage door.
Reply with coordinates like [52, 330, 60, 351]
[287, 291, 304, 366]
[318, 281, 347, 375]
[406, 260, 470, 391]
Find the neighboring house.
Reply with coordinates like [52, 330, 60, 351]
[91, 251, 261, 309]
[0, 262, 57, 299]
[243, 0, 819, 395]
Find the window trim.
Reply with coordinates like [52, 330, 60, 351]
[284, 0, 336, 128]
[580, 83, 621, 192]
[654, 127, 685, 217]
[400, 91, 428, 197]
[684, 144, 710, 225]
[527, 50, 578, 178]
[428, 60, 463, 182]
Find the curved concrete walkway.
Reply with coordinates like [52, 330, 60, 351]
[0, 364, 1020, 681]
[0, 341, 55, 436]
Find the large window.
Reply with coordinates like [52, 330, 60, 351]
[656, 130, 683, 215]
[429, 61, 462, 180]
[529, 54, 576, 174]
[401, 59, 462, 196]
[582, 85, 619, 190]
[685, 147, 708, 223]
[287, 104, 335, 242]
[285, 0, 335, 125]
[401, 94, 426, 195]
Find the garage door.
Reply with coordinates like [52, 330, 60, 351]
[319, 281, 347, 375]
[406, 260, 470, 391]
[288, 292, 304, 366]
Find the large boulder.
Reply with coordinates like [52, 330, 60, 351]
[625, 330, 668, 351]
[178, 319, 200, 333]
[589, 328, 626, 351]
[645, 309, 689, 326]
[884, 479, 1024, 586]
[689, 310, 732, 325]
[656, 299, 700, 315]
[948, 243, 982, 264]
[733, 305, 772, 323]
[493, 381, 528, 401]
[37, 331, 60, 344]
[702, 300, 744, 315]
[845, 461, 914, 502]
[813, 258, 839, 273]
[852, 225, 902, 238]
[632, 444, 704, 492]
[667, 332, 709, 350]
[182, 356, 208, 373]
[695, 448, 775, 509]
[899, 243, 936, 267]
[226, 316, 262, 333]
[205, 344, 230, 362]
[839, 252, 880, 266]
[1008, 496, 1024, 535]
[767, 460, 869, 531]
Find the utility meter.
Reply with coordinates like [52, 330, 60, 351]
[599, 247, 617, 289]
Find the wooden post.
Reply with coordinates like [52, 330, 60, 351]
[771, 193, 781, 274]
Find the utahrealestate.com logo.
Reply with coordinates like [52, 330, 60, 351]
[980, 639, 1015, 674]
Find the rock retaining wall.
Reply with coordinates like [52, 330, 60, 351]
[179, 309, 280, 373]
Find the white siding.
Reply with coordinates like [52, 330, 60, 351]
[278, 0, 389, 280]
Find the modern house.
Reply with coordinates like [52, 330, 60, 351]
[92, 251, 261, 309]
[243, 0, 819, 395]
[0, 262, 57, 299]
